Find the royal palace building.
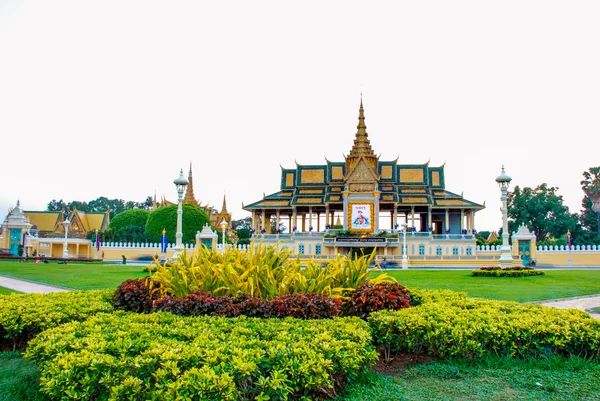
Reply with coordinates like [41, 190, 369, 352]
[243, 100, 487, 262]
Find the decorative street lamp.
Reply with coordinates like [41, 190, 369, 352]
[401, 222, 408, 270]
[496, 166, 513, 268]
[220, 220, 228, 251]
[567, 229, 572, 267]
[62, 219, 70, 258]
[173, 169, 188, 250]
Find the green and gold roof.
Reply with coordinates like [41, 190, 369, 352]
[243, 100, 484, 212]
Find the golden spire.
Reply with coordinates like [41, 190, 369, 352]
[183, 162, 198, 206]
[221, 193, 228, 214]
[348, 97, 376, 158]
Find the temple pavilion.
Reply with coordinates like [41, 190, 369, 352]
[243, 100, 485, 260]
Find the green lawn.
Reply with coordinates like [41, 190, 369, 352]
[384, 269, 600, 302]
[338, 356, 600, 401]
[2, 259, 600, 302]
[0, 286, 18, 295]
[0, 260, 146, 290]
[591, 307, 600, 313]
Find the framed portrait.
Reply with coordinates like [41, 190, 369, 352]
[349, 202, 374, 233]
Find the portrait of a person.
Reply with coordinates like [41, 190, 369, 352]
[353, 210, 369, 226]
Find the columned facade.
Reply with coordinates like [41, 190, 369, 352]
[243, 99, 485, 258]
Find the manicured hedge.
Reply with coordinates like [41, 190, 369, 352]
[26, 312, 377, 400]
[471, 269, 545, 277]
[370, 289, 600, 360]
[0, 290, 113, 350]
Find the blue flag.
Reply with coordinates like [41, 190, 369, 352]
[161, 234, 168, 253]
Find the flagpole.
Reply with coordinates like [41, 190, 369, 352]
[161, 228, 167, 262]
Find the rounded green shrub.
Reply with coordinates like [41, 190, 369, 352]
[109, 209, 150, 242]
[369, 289, 600, 361]
[145, 204, 210, 244]
[26, 312, 377, 400]
[0, 290, 113, 350]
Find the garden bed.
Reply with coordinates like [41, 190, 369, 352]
[471, 266, 545, 277]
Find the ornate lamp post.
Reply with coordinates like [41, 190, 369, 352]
[173, 169, 188, 250]
[62, 219, 70, 258]
[220, 220, 228, 251]
[401, 222, 408, 270]
[567, 229, 572, 267]
[496, 166, 513, 268]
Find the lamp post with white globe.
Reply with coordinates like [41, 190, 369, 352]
[62, 219, 70, 258]
[496, 166, 513, 268]
[221, 220, 228, 252]
[173, 169, 188, 250]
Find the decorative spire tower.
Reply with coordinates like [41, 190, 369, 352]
[345, 97, 379, 173]
[183, 162, 198, 206]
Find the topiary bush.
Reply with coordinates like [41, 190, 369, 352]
[113, 277, 160, 313]
[0, 290, 113, 350]
[25, 312, 377, 400]
[472, 267, 544, 277]
[342, 282, 413, 319]
[145, 204, 210, 244]
[369, 289, 600, 361]
[108, 209, 151, 242]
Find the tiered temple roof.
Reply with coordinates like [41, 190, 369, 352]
[244, 101, 484, 212]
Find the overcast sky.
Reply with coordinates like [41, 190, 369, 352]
[1, 1, 599, 233]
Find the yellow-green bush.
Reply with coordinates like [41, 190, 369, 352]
[150, 244, 395, 299]
[370, 289, 600, 360]
[26, 312, 377, 400]
[0, 290, 113, 350]
[471, 269, 545, 277]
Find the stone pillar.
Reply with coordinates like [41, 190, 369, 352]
[445, 209, 450, 233]
[411, 207, 415, 228]
[460, 209, 465, 232]
[302, 214, 306, 232]
[308, 207, 313, 231]
[317, 212, 320, 232]
[428, 207, 432, 230]
[276, 210, 280, 234]
[325, 205, 330, 227]
[288, 214, 293, 233]
[471, 211, 475, 232]
[293, 208, 298, 232]
[261, 210, 266, 231]
[394, 204, 398, 229]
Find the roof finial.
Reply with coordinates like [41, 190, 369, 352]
[189, 162, 192, 176]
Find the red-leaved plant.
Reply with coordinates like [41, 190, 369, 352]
[343, 282, 413, 319]
[112, 277, 160, 313]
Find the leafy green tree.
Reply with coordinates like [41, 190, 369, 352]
[68, 200, 89, 212]
[145, 204, 210, 244]
[507, 184, 577, 242]
[581, 166, 600, 235]
[47, 199, 67, 212]
[232, 217, 252, 230]
[109, 209, 151, 242]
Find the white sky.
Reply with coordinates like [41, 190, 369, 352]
[1, 1, 599, 232]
